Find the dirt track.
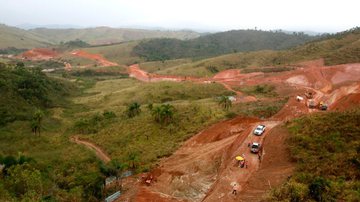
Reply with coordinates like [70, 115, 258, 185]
[70, 136, 111, 163]
[71, 50, 118, 67]
[120, 59, 360, 201]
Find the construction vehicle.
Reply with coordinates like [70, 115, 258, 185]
[308, 99, 316, 108]
[319, 101, 328, 110]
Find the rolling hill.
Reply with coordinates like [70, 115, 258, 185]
[0, 24, 201, 49]
[148, 27, 360, 77]
[132, 29, 318, 61]
[0, 24, 51, 49]
[29, 27, 201, 45]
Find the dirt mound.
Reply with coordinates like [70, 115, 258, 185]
[21, 48, 58, 60]
[71, 50, 118, 67]
[330, 93, 360, 111]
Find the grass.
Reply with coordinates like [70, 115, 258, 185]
[82, 102, 227, 172]
[153, 30, 360, 77]
[230, 98, 287, 118]
[139, 58, 192, 73]
[0, 24, 51, 49]
[59, 53, 96, 67]
[267, 109, 360, 201]
[241, 66, 294, 73]
[74, 79, 235, 108]
[235, 84, 278, 98]
[68, 77, 236, 172]
[82, 41, 142, 65]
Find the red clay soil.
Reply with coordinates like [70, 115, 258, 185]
[71, 50, 118, 67]
[70, 136, 111, 163]
[119, 59, 360, 202]
[20, 48, 58, 60]
[128, 64, 201, 82]
[239, 125, 294, 201]
[330, 93, 360, 111]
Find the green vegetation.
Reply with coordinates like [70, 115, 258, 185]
[153, 27, 360, 77]
[126, 102, 141, 118]
[267, 109, 360, 201]
[0, 63, 74, 125]
[83, 41, 142, 65]
[151, 104, 175, 125]
[231, 99, 287, 118]
[70, 69, 128, 78]
[237, 84, 277, 98]
[29, 27, 200, 45]
[60, 39, 90, 48]
[73, 111, 117, 134]
[133, 30, 316, 61]
[0, 24, 51, 49]
[139, 58, 192, 73]
[0, 47, 27, 55]
[241, 66, 294, 73]
[218, 95, 232, 110]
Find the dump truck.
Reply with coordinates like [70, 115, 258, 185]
[319, 101, 328, 110]
[308, 99, 316, 108]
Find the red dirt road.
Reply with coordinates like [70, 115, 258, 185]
[71, 50, 118, 67]
[70, 136, 111, 163]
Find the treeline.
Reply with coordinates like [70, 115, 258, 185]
[0, 62, 74, 125]
[0, 47, 27, 55]
[132, 29, 317, 61]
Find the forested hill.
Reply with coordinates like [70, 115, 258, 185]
[0, 62, 74, 125]
[132, 30, 318, 61]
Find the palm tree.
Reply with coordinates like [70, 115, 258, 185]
[151, 104, 174, 124]
[110, 160, 129, 190]
[126, 102, 141, 118]
[218, 96, 232, 110]
[160, 104, 174, 125]
[31, 109, 44, 135]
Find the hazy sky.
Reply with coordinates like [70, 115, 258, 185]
[0, 0, 359, 32]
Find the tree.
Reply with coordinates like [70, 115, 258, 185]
[127, 152, 140, 169]
[5, 163, 43, 200]
[31, 109, 44, 135]
[126, 102, 141, 118]
[110, 160, 129, 190]
[218, 96, 232, 110]
[151, 104, 175, 125]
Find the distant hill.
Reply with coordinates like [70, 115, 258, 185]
[0, 23, 201, 49]
[0, 24, 51, 49]
[29, 27, 201, 45]
[132, 29, 318, 61]
[150, 27, 360, 77]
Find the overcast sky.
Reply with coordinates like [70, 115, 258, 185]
[0, 0, 359, 32]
